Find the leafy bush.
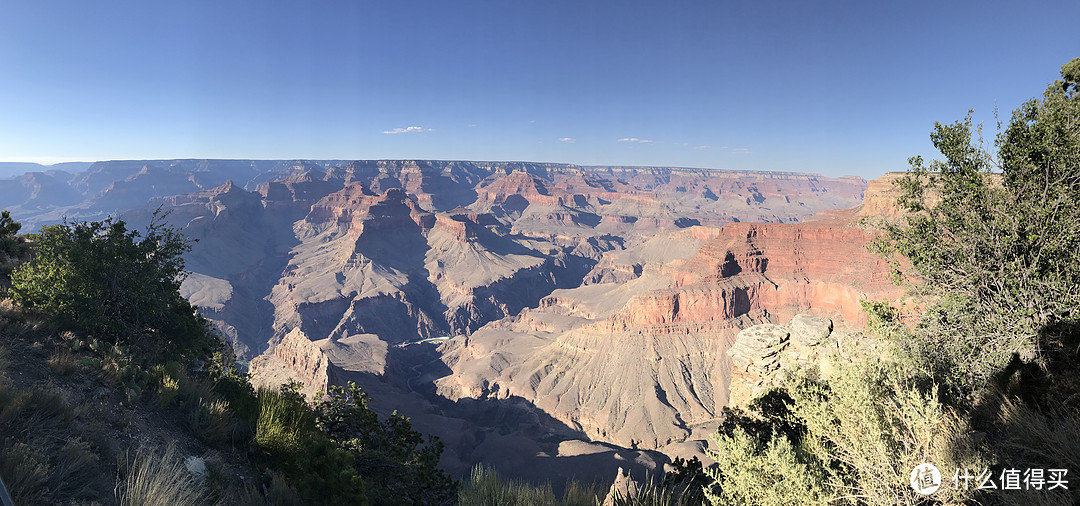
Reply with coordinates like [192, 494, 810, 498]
[860, 57, 1080, 504]
[707, 358, 983, 506]
[657, 457, 712, 506]
[705, 57, 1080, 506]
[0, 209, 21, 260]
[313, 382, 456, 504]
[9, 212, 212, 361]
[872, 57, 1080, 399]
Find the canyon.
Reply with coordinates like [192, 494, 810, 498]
[0, 159, 902, 485]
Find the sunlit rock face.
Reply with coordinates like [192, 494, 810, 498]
[435, 200, 904, 452]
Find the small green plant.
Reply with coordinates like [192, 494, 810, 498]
[256, 385, 309, 463]
[609, 477, 693, 506]
[0, 442, 51, 504]
[561, 479, 601, 506]
[224, 470, 304, 506]
[156, 372, 181, 408]
[0, 379, 101, 504]
[187, 397, 233, 446]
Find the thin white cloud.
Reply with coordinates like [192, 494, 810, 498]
[383, 126, 430, 134]
[695, 145, 731, 151]
[731, 148, 753, 155]
[558, 137, 576, 143]
[617, 137, 653, 144]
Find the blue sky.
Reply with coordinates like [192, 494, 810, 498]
[1, 1, 1077, 179]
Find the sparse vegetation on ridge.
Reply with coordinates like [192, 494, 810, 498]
[0, 212, 456, 505]
[706, 58, 1080, 505]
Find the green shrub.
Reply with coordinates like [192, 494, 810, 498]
[872, 57, 1080, 400]
[313, 382, 456, 504]
[9, 212, 213, 362]
[206, 350, 258, 420]
[187, 397, 233, 446]
[0, 209, 21, 261]
[707, 358, 985, 505]
[256, 385, 309, 464]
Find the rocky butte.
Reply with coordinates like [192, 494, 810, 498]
[0, 160, 902, 485]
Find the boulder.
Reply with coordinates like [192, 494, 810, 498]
[788, 314, 833, 346]
[184, 456, 207, 480]
[603, 467, 639, 506]
[733, 324, 790, 352]
[727, 324, 790, 373]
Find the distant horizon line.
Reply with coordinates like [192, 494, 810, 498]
[0, 158, 878, 180]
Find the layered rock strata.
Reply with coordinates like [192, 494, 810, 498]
[0, 159, 905, 484]
[726, 315, 884, 407]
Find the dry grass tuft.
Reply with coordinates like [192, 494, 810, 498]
[562, 479, 602, 506]
[0, 442, 51, 504]
[116, 444, 206, 506]
[47, 347, 79, 377]
[187, 397, 233, 446]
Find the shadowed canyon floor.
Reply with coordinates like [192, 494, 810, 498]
[0, 160, 901, 486]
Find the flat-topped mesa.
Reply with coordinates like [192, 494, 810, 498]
[857, 172, 910, 219]
[259, 174, 345, 207]
[150, 179, 255, 208]
[432, 212, 502, 241]
[858, 170, 984, 221]
[476, 170, 562, 207]
[306, 186, 436, 232]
